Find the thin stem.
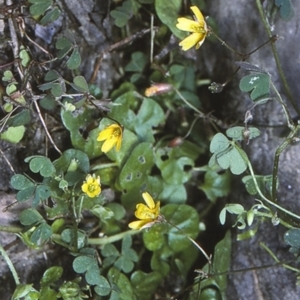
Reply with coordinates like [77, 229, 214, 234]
[260, 242, 300, 273]
[91, 162, 118, 171]
[164, 219, 211, 263]
[209, 30, 244, 57]
[0, 243, 20, 285]
[235, 145, 300, 221]
[270, 81, 293, 128]
[173, 87, 204, 116]
[271, 125, 300, 203]
[255, 0, 300, 115]
[87, 230, 139, 245]
[33, 100, 62, 155]
[0, 225, 23, 233]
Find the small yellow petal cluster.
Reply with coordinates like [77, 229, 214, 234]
[128, 192, 161, 230]
[81, 174, 101, 198]
[97, 123, 123, 153]
[176, 6, 208, 51]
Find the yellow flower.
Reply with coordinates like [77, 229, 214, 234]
[128, 192, 161, 230]
[97, 123, 123, 153]
[81, 174, 101, 198]
[176, 6, 208, 51]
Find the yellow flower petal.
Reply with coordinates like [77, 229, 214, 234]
[128, 192, 161, 230]
[176, 6, 208, 51]
[101, 138, 117, 153]
[81, 174, 101, 198]
[179, 33, 204, 51]
[97, 123, 123, 153]
[142, 192, 155, 209]
[190, 6, 205, 23]
[176, 18, 200, 32]
[128, 219, 152, 230]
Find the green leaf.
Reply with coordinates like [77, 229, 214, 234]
[209, 133, 247, 175]
[210, 133, 230, 153]
[134, 98, 164, 142]
[32, 184, 51, 206]
[0, 126, 25, 143]
[226, 126, 260, 142]
[54, 149, 90, 174]
[239, 73, 270, 101]
[29, 0, 52, 16]
[30, 223, 53, 245]
[19, 209, 44, 226]
[20, 48, 31, 67]
[16, 186, 36, 202]
[131, 271, 162, 300]
[72, 76, 89, 93]
[199, 168, 231, 202]
[125, 52, 147, 73]
[50, 82, 64, 97]
[155, 0, 185, 39]
[61, 229, 85, 249]
[26, 156, 56, 177]
[6, 83, 17, 95]
[73, 256, 97, 273]
[6, 109, 31, 126]
[275, 0, 294, 20]
[10, 174, 35, 190]
[67, 48, 81, 69]
[220, 203, 245, 225]
[284, 228, 300, 255]
[94, 277, 111, 296]
[242, 174, 273, 195]
[11, 284, 33, 299]
[45, 70, 61, 81]
[118, 142, 154, 190]
[2, 70, 14, 81]
[40, 266, 63, 286]
[156, 148, 194, 185]
[110, 0, 133, 27]
[40, 95, 57, 110]
[143, 224, 167, 251]
[40, 7, 61, 25]
[107, 267, 135, 299]
[163, 204, 199, 252]
[159, 183, 187, 203]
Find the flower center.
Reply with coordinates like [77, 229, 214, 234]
[88, 184, 97, 192]
[112, 128, 121, 138]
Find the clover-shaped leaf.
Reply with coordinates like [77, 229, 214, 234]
[0, 126, 25, 143]
[199, 168, 231, 202]
[114, 235, 138, 273]
[156, 148, 194, 185]
[284, 228, 300, 256]
[30, 223, 53, 245]
[242, 175, 273, 195]
[20, 208, 44, 226]
[2, 70, 14, 81]
[209, 133, 247, 175]
[275, 0, 294, 20]
[131, 271, 162, 300]
[110, 0, 133, 27]
[29, 0, 52, 16]
[71, 76, 89, 93]
[239, 73, 270, 101]
[25, 156, 56, 177]
[226, 126, 260, 142]
[40, 7, 61, 25]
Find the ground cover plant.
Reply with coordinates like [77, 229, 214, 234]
[1, 0, 300, 299]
